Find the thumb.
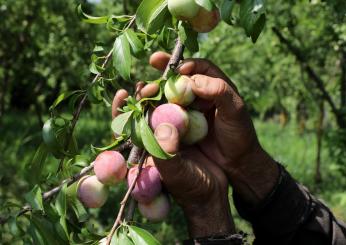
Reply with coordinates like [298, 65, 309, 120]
[191, 74, 245, 119]
[154, 123, 180, 155]
[152, 123, 187, 186]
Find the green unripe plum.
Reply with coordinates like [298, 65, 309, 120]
[182, 110, 208, 145]
[190, 8, 220, 33]
[94, 151, 127, 185]
[164, 75, 196, 106]
[168, 0, 200, 20]
[77, 175, 108, 208]
[138, 194, 170, 222]
[150, 103, 190, 137]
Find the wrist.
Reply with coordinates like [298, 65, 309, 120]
[227, 144, 279, 206]
[183, 197, 235, 238]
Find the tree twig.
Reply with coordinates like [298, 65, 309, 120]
[162, 38, 184, 80]
[106, 148, 146, 245]
[57, 48, 115, 172]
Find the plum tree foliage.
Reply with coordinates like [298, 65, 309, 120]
[2, 0, 345, 244]
[0, 0, 271, 243]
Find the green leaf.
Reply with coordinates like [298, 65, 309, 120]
[119, 232, 134, 245]
[55, 184, 67, 216]
[31, 213, 63, 245]
[93, 44, 105, 53]
[91, 136, 125, 152]
[195, 0, 214, 11]
[24, 185, 43, 211]
[158, 26, 174, 51]
[113, 34, 132, 81]
[239, 0, 266, 43]
[71, 200, 88, 222]
[178, 23, 199, 53]
[28, 143, 48, 182]
[111, 111, 133, 136]
[131, 116, 143, 148]
[89, 62, 105, 75]
[136, 0, 170, 34]
[139, 116, 173, 160]
[220, 0, 235, 25]
[128, 225, 160, 245]
[50, 91, 82, 110]
[87, 82, 104, 104]
[77, 5, 108, 24]
[124, 29, 144, 57]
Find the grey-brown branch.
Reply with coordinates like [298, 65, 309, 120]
[57, 47, 115, 172]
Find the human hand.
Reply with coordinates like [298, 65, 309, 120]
[150, 52, 279, 205]
[112, 84, 235, 238]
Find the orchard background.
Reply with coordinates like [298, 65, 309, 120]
[1, 0, 346, 244]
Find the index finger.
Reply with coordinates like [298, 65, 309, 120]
[149, 52, 229, 81]
[178, 59, 230, 82]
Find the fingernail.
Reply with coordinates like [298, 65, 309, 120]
[155, 124, 173, 140]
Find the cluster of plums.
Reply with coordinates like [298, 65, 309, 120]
[151, 75, 209, 145]
[77, 151, 170, 222]
[168, 0, 220, 33]
[77, 74, 209, 222]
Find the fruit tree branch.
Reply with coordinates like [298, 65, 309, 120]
[162, 38, 185, 80]
[57, 47, 115, 172]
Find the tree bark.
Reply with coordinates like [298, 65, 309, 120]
[340, 47, 346, 108]
[315, 101, 324, 184]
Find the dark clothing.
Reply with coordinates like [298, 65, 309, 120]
[233, 164, 346, 245]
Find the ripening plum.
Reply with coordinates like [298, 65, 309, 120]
[94, 151, 127, 185]
[138, 194, 170, 222]
[150, 103, 189, 137]
[77, 175, 108, 208]
[164, 75, 195, 106]
[190, 8, 220, 33]
[127, 165, 162, 203]
[182, 110, 208, 145]
[167, 0, 200, 20]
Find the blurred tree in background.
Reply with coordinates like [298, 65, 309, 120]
[0, 0, 345, 244]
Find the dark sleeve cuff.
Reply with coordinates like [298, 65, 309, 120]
[233, 163, 313, 238]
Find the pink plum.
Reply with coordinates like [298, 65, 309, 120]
[94, 151, 127, 185]
[190, 8, 220, 33]
[138, 194, 170, 222]
[150, 103, 189, 137]
[77, 175, 108, 208]
[128, 165, 162, 203]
